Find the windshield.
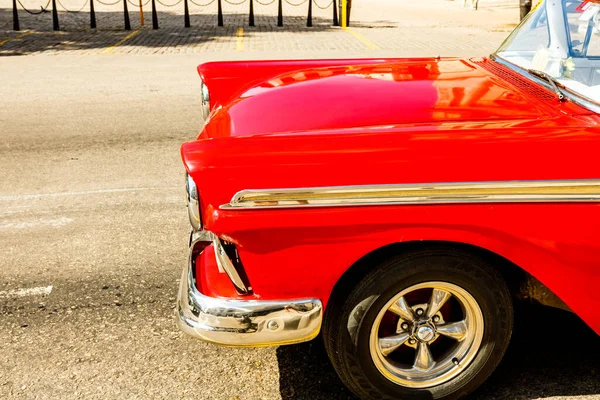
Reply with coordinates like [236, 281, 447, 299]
[495, 0, 600, 105]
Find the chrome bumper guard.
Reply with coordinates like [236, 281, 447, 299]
[176, 231, 323, 347]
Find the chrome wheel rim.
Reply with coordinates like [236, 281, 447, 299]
[369, 281, 484, 388]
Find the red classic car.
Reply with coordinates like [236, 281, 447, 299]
[177, 0, 600, 398]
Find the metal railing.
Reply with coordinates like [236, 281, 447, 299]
[11, 0, 347, 31]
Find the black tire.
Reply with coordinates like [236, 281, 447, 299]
[323, 246, 513, 400]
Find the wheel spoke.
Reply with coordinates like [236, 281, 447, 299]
[388, 297, 416, 322]
[436, 320, 468, 341]
[426, 288, 452, 318]
[378, 332, 411, 356]
[414, 342, 434, 370]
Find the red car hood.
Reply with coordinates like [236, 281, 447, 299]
[201, 58, 565, 139]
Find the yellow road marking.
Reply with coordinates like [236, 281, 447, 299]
[0, 32, 34, 48]
[236, 27, 244, 51]
[102, 29, 142, 54]
[343, 27, 379, 50]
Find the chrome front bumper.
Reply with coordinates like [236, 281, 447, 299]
[176, 231, 323, 347]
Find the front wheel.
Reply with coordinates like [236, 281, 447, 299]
[323, 247, 513, 400]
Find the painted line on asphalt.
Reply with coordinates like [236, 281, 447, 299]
[236, 27, 244, 51]
[343, 27, 379, 50]
[102, 29, 142, 54]
[0, 187, 175, 201]
[0, 216, 73, 230]
[0, 286, 53, 299]
[0, 31, 34, 48]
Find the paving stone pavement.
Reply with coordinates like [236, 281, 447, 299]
[0, 0, 520, 56]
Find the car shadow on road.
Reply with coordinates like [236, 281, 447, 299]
[276, 304, 600, 400]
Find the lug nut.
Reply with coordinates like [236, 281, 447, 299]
[401, 322, 409, 330]
[432, 315, 440, 323]
[416, 308, 424, 316]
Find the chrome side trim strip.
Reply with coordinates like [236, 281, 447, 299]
[220, 180, 600, 210]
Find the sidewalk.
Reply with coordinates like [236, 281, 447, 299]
[0, 0, 520, 55]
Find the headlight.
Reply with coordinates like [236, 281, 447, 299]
[200, 81, 211, 120]
[186, 173, 202, 231]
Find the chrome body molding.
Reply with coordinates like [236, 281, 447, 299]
[186, 173, 202, 231]
[220, 180, 600, 210]
[213, 236, 251, 295]
[200, 80, 211, 120]
[176, 232, 323, 347]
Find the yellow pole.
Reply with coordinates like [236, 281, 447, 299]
[341, 0, 347, 28]
[139, 0, 145, 26]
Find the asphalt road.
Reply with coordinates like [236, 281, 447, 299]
[1, 54, 599, 400]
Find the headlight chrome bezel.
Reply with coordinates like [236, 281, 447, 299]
[200, 81, 211, 120]
[186, 173, 202, 232]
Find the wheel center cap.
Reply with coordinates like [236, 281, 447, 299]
[416, 325, 435, 342]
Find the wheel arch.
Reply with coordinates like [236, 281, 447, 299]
[326, 240, 569, 318]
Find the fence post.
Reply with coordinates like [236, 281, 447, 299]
[332, 0, 338, 26]
[90, 0, 96, 28]
[519, 0, 531, 20]
[217, 0, 223, 26]
[346, 0, 350, 26]
[151, 0, 158, 28]
[52, 0, 59, 30]
[12, 0, 20, 31]
[138, 0, 144, 26]
[277, 0, 282, 26]
[184, 0, 190, 27]
[123, 0, 131, 30]
[306, 0, 312, 27]
[249, 0, 254, 26]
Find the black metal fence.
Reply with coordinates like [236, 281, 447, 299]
[11, 0, 349, 31]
